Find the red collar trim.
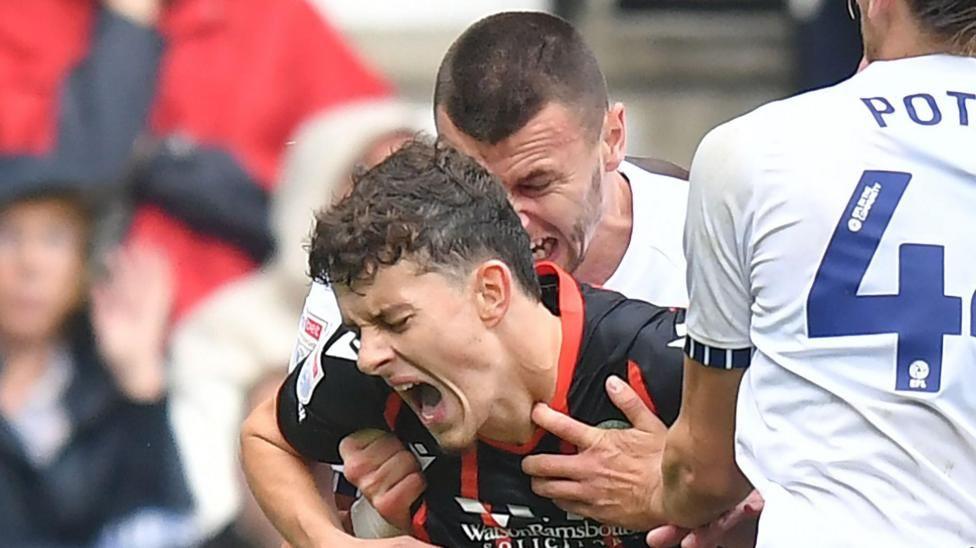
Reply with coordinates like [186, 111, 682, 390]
[479, 261, 584, 454]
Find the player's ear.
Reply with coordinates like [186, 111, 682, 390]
[601, 102, 627, 173]
[865, 0, 890, 21]
[471, 260, 513, 328]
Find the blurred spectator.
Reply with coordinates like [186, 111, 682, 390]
[0, 0, 162, 188]
[0, 180, 193, 547]
[125, 0, 392, 322]
[204, 370, 350, 548]
[166, 100, 416, 540]
[2, 0, 391, 325]
[203, 371, 286, 548]
[790, 0, 863, 91]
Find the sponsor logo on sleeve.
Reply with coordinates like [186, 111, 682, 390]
[304, 317, 324, 339]
[289, 313, 331, 373]
[296, 344, 326, 407]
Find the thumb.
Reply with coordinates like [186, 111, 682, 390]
[606, 375, 666, 434]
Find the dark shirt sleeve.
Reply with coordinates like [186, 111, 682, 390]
[0, 7, 163, 187]
[628, 307, 686, 426]
[276, 326, 391, 463]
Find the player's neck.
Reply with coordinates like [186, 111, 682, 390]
[869, 14, 961, 61]
[479, 299, 563, 445]
[572, 170, 633, 287]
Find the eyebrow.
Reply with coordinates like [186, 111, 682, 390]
[367, 303, 415, 323]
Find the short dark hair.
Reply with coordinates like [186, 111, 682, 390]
[308, 137, 541, 299]
[907, 0, 976, 53]
[433, 11, 609, 145]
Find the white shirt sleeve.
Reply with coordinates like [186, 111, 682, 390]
[683, 118, 757, 369]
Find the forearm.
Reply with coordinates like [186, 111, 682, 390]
[240, 399, 350, 547]
[659, 424, 751, 527]
[55, 5, 163, 183]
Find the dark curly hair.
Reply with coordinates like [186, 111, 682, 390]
[308, 137, 541, 299]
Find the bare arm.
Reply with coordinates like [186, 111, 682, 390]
[657, 357, 752, 527]
[240, 396, 350, 547]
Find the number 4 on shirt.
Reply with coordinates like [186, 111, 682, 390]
[806, 170, 962, 393]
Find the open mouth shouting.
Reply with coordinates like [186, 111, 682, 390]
[390, 378, 448, 427]
[531, 237, 557, 261]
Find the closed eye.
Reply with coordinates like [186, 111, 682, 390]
[380, 315, 411, 333]
[517, 181, 553, 196]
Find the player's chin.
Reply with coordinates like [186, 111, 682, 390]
[430, 422, 477, 455]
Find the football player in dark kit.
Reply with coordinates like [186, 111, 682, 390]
[240, 139, 684, 547]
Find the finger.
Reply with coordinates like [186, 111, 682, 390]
[646, 525, 690, 547]
[372, 471, 426, 529]
[531, 403, 601, 448]
[684, 495, 761, 548]
[341, 434, 412, 484]
[711, 491, 762, 532]
[521, 453, 587, 481]
[139, 245, 173, 294]
[339, 429, 391, 454]
[95, 248, 123, 299]
[89, 281, 120, 328]
[605, 375, 666, 434]
[361, 449, 424, 498]
[382, 470, 426, 503]
[113, 245, 140, 308]
[742, 489, 764, 515]
[529, 477, 588, 503]
[681, 532, 704, 548]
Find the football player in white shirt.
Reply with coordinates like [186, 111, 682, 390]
[646, 0, 976, 546]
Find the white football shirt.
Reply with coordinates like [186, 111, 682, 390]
[684, 54, 976, 546]
[609, 161, 689, 308]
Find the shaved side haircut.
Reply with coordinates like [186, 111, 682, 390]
[434, 11, 609, 144]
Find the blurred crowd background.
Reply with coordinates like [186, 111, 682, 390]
[0, 1, 860, 546]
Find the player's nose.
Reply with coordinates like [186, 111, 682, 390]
[356, 327, 395, 375]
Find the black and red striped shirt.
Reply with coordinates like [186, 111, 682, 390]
[278, 263, 685, 547]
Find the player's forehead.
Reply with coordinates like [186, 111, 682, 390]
[334, 261, 458, 325]
[436, 103, 588, 188]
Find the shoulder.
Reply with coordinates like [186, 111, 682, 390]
[619, 159, 689, 205]
[579, 286, 679, 358]
[621, 157, 688, 181]
[289, 282, 347, 373]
